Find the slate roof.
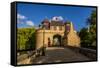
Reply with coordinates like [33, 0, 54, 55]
[42, 19, 50, 24]
[50, 21, 64, 26]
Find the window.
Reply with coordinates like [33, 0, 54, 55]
[66, 24, 70, 31]
[59, 26, 62, 30]
[54, 26, 56, 30]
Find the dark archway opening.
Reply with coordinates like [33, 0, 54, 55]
[53, 34, 62, 46]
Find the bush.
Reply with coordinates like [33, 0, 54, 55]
[79, 28, 96, 50]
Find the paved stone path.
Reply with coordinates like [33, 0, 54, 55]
[31, 47, 91, 64]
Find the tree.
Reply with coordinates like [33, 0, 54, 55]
[17, 27, 36, 51]
[87, 10, 96, 25]
[79, 10, 97, 49]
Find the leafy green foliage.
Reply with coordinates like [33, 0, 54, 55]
[17, 28, 36, 51]
[87, 10, 96, 25]
[79, 10, 97, 50]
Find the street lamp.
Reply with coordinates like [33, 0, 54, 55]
[42, 25, 46, 56]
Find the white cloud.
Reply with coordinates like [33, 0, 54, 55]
[17, 20, 24, 24]
[17, 13, 26, 20]
[17, 13, 34, 27]
[26, 20, 34, 26]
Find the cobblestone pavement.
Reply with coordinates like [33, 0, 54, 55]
[31, 47, 91, 64]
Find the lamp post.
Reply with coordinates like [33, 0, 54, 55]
[43, 25, 45, 47]
[42, 25, 46, 56]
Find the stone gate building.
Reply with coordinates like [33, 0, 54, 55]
[35, 17, 80, 49]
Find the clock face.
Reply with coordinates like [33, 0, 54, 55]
[52, 16, 63, 21]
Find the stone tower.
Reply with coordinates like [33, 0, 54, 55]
[64, 22, 80, 47]
[63, 21, 70, 46]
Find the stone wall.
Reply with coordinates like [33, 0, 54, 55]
[36, 29, 64, 49]
[67, 31, 80, 47]
[66, 22, 80, 47]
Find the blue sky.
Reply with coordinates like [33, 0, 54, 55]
[17, 3, 95, 31]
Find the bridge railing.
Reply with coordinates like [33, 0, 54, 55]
[66, 46, 97, 60]
[79, 47, 97, 60]
[17, 47, 46, 64]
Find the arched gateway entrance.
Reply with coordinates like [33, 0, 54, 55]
[53, 34, 62, 46]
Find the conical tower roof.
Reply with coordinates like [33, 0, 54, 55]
[70, 22, 74, 32]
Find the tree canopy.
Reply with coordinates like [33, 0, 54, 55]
[17, 27, 36, 51]
[79, 10, 97, 49]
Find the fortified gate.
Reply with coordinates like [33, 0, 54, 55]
[35, 17, 80, 49]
